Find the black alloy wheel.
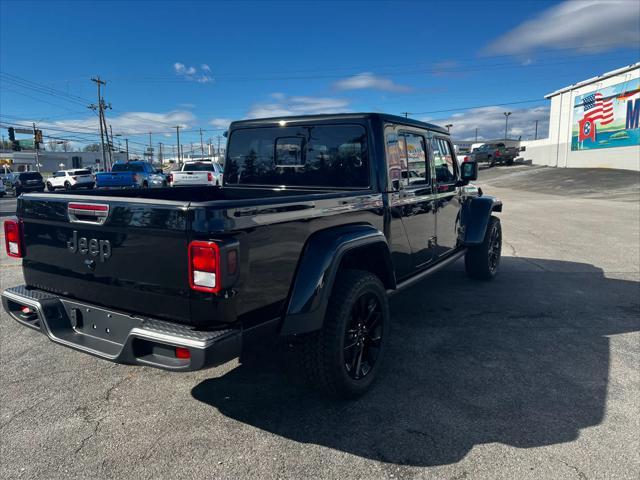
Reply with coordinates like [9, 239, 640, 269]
[487, 220, 502, 275]
[343, 292, 383, 380]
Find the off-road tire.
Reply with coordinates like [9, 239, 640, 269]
[142, 181, 149, 188]
[64, 181, 71, 190]
[296, 269, 389, 399]
[46, 182, 53, 191]
[465, 215, 501, 281]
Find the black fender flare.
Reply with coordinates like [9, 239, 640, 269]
[280, 224, 394, 336]
[459, 195, 503, 246]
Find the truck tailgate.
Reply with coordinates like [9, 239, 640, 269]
[18, 193, 193, 324]
[96, 172, 135, 187]
[173, 172, 210, 185]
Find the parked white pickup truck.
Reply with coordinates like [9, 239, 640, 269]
[167, 161, 223, 187]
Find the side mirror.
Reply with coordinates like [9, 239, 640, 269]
[460, 161, 478, 182]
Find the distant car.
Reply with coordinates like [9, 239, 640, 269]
[45, 169, 95, 191]
[7, 171, 45, 195]
[168, 161, 223, 187]
[0, 181, 5, 197]
[95, 161, 167, 189]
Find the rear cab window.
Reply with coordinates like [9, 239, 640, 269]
[184, 162, 215, 171]
[20, 172, 43, 180]
[225, 124, 369, 188]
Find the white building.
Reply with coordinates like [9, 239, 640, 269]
[523, 63, 640, 171]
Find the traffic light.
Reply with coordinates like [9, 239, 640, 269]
[35, 130, 43, 143]
[7, 127, 20, 151]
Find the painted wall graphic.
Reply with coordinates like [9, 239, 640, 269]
[572, 78, 640, 150]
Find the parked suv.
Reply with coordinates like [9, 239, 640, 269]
[8, 171, 45, 195]
[2, 113, 502, 398]
[45, 169, 95, 191]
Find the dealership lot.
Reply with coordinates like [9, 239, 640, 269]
[1, 165, 638, 480]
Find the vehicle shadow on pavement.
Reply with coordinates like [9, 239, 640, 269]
[192, 257, 640, 466]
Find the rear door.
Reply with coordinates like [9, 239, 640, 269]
[386, 126, 437, 271]
[19, 193, 193, 324]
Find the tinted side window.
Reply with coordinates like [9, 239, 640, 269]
[399, 132, 428, 185]
[225, 125, 369, 188]
[432, 138, 456, 183]
[385, 130, 404, 190]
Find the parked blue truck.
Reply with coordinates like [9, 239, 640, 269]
[95, 161, 166, 188]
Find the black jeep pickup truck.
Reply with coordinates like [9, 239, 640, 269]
[2, 113, 502, 398]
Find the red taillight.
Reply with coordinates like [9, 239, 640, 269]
[495, 150, 500, 156]
[175, 347, 191, 359]
[189, 241, 221, 293]
[463, 156, 469, 162]
[167, 173, 173, 183]
[4, 217, 24, 258]
[207, 172, 213, 182]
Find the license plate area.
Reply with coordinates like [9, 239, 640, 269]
[61, 299, 141, 344]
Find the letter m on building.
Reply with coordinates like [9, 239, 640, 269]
[626, 99, 640, 130]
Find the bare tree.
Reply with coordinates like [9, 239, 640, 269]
[83, 143, 101, 152]
[47, 140, 59, 151]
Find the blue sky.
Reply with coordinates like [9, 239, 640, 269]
[1, 0, 639, 155]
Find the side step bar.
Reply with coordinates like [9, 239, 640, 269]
[390, 249, 466, 295]
[2, 285, 242, 371]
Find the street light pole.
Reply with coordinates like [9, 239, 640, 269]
[175, 126, 182, 166]
[125, 138, 129, 161]
[503, 112, 512, 141]
[534, 120, 539, 140]
[445, 124, 453, 133]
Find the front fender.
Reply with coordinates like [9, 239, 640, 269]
[459, 196, 502, 246]
[280, 224, 392, 336]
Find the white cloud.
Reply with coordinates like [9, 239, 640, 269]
[209, 118, 232, 129]
[173, 62, 213, 83]
[247, 94, 350, 118]
[333, 72, 411, 92]
[425, 105, 550, 141]
[43, 110, 196, 137]
[484, 0, 640, 55]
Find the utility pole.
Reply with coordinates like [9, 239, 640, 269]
[109, 124, 115, 162]
[125, 138, 129, 161]
[475, 128, 478, 142]
[158, 142, 163, 163]
[90, 76, 109, 170]
[503, 112, 512, 142]
[208, 137, 213, 157]
[175, 126, 181, 165]
[534, 120, 539, 140]
[199, 128, 205, 159]
[217, 135, 221, 157]
[401, 112, 410, 118]
[148, 132, 153, 163]
[33, 123, 40, 172]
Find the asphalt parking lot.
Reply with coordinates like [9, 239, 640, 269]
[1, 165, 638, 480]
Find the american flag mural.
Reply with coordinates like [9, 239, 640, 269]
[582, 92, 614, 125]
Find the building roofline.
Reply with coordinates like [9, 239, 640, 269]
[545, 62, 639, 98]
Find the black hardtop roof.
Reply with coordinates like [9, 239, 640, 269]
[229, 112, 448, 134]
